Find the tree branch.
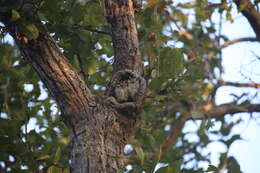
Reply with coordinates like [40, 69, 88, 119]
[76, 54, 89, 82]
[220, 37, 259, 49]
[73, 24, 111, 35]
[105, 0, 143, 75]
[161, 115, 189, 153]
[104, 0, 146, 117]
[6, 29, 93, 125]
[218, 80, 260, 88]
[206, 2, 228, 9]
[205, 103, 260, 117]
[234, 0, 260, 39]
[160, 102, 260, 153]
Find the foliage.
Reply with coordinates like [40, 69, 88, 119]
[0, 0, 256, 172]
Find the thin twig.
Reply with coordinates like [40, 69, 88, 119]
[73, 24, 111, 35]
[76, 54, 89, 81]
[205, 103, 260, 118]
[218, 79, 260, 88]
[220, 37, 258, 48]
[206, 2, 228, 9]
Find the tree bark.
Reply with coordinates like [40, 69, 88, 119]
[10, 34, 128, 173]
[3, 0, 145, 172]
[7, 27, 138, 173]
[69, 100, 132, 173]
[11, 34, 93, 125]
[105, 0, 143, 76]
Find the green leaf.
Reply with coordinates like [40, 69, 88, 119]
[141, 8, 155, 28]
[10, 9, 21, 21]
[159, 48, 184, 80]
[226, 11, 233, 23]
[37, 154, 51, 161]
[148, 77, 165, 90]
[171, 160, 182, 173]
[84, 58, 98, 75]
[47, 166, 60, 173]
[53, 147, 61, 164]
[205, 165, 218, 172]
[135, 146, 145, 165]
[227, 157, 242, 173]
[22, 3, 34, 12]
[59, 137, 69, 145]
[178, 3, 194, 9]
[25, 24, 39, 39]
[71, 3, 85, 23]
[0, 0, 23, 12]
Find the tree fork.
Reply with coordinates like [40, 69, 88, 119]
[5, 24, 134, 173]
[1, 0, 146, 172]
[104, 0, 146, 121]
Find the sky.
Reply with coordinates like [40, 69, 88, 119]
[214, 6, 260, 173]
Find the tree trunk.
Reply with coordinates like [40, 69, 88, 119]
[3, 0, 145, 172]
[70, 99, 133, 173]
[70, 1, 146, 171]
[8, 32, 142, 173]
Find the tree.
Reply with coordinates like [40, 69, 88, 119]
[0, 0, 260, 172]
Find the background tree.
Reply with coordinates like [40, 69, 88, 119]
[0, 0, 260, 172]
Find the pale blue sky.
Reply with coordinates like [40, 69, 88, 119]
[215, 6, 260, 173]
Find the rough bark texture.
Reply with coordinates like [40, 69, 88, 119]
[104, 0, 146, 125]
[69, 98, 131, 173]
[12, 34, 93, 125]
[3, 0, 145, 172]
[105, 0, 143, 76]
